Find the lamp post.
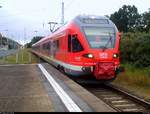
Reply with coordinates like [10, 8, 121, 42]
[4, 29, 9, 49]
[0, 6, 2, 48]
[0, 33, 2, 48]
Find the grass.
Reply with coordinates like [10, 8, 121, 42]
[113, 63, 150, 101]
[0, 48, 40, 64]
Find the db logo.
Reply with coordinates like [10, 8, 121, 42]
[100, 53, 108, 58]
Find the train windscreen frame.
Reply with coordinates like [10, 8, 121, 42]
[83, 27, 116, 49]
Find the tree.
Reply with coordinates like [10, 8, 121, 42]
[26, 36, 43, 48]
[142, 11, 150, 32]
[31, 36, 43, 44]
[133, 9, 150, 32]
[110, 5, 140, 32]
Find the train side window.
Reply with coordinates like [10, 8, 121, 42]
[56, 40, 59, 50]
[68, 34, 71, 52]
[72, 35, 84, 52]
[55, 40, 59, 51]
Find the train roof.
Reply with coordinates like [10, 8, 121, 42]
[73, 15, 118, 30]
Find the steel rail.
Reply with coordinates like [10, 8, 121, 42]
[82, 83, 150, 112]
[105, 83, 150, 109]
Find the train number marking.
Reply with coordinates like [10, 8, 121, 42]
[100, 53, 108, 58]
[75, 57, 81, 61]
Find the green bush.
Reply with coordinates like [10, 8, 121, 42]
[120, 32, 150, 68]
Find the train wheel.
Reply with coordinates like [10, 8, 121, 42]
[58, 65, 65, 74]
[57, 65, 60, 70]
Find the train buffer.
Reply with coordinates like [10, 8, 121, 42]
[0, 63, 115, 112]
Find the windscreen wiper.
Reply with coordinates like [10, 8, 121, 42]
[101, 33, 113, 52]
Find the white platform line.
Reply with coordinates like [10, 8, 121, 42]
[0, 64, 37, 67]
[38, 64, 82, 112]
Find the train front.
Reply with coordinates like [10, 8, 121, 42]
[74, 15, 121, 80]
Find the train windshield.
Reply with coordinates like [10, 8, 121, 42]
[83, 27, 116, 49]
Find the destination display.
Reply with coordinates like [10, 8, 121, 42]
[82, 18, 109, 24]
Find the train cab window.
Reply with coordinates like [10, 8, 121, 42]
[68, 34, 84, 52]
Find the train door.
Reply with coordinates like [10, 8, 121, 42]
[50, 40, 55, 58]
[68, 34, 84, 63]
[49, 40, 52, 57]
[68, 34, 84, 53]
[51, 40, 59, 58]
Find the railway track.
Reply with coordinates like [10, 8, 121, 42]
[80, 82, 150, 112]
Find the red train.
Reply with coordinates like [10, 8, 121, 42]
[32, 15, 122, 81]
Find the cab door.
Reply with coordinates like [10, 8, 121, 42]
[67, 34, 84, 65]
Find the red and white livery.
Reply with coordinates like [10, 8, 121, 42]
[32, 15, 122, 81]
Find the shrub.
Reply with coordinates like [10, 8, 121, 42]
[120, 32, 150, 68]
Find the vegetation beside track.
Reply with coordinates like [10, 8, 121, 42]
[113, 61, 150, 101]
[113, 32, 150, 102]
[0, 48, 39, 64]
[120, 32, 150, 68]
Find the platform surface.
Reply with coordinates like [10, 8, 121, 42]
[0, 63, 115, 112]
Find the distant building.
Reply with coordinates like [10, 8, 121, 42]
[0, 33, 22, 50]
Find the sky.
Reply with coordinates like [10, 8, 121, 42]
[0, 0, 150, 45]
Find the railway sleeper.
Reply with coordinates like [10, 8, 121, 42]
[122, 108, 143, 112]
[114, 104, 136, 107]
[111, 100, 129, 103]
[103, 97, 122, 100]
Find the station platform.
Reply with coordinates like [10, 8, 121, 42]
[0, 63, 115, 112]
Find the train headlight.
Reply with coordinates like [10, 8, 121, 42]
[82, 53, 94, 58]
[113, 53, 119, 58]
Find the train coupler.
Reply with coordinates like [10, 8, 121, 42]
[93, 62, 115, 80]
